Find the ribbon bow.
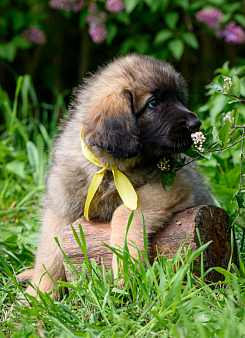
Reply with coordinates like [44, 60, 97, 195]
[81, 128, 138, 220]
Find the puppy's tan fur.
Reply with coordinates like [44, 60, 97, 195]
[19, 54, 212, 296]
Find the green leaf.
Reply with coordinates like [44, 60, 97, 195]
[233, 214, 245, 228]
[9, 76, 23, 134]
[212, 126, 219, 141]
[144, 0, 163, 12]
[106, 23, 118, 45]
[203, 132, 213, 146]
[168, 39, 184, 61]
[231, 75, 241, 97]
[164, 12, 179, 29]
[161, 172, 176, 190]
[182, 32, 199, 49]
[209, 95, 228, 126]
[197, 149, 212, 160]
[119, 37, 134, 54]
[210, 83, 225, 94]
[174, 0, 189, 9]
[0, 41, 16, 62]
[219, 124, 230, 147]
[235, 194, 244, 208]
[26, 141, 39, 169]
[12, 35, 31, 49]
[214, 61, 230, 74]
[124, 0, 140, 13]
[218, 75, 227, 87]
[114, 12, 130, 25]
[184, 147, 204, 159]
[5, 160, 26, 179]
[234, 14, 245, 28]
[154, 29, 173, 45]
[228, 99, 240, 104]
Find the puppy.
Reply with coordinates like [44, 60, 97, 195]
[18, 54, 212, 296]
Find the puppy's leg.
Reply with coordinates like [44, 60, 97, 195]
[17, 269, 34, 284]
[25, 208, 67, 298]
[110, 180, 194, 278]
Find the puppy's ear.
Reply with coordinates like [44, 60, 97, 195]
[85, 90, 141, 160]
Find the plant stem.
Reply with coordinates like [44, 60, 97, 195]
[239, 129, 244, 198]
[208, 136, 245, 152]
[238, 129, 245, 252]
[230, 94, 245, 103]
[175, 158, 196, 172]
[230, 125, 245, 130]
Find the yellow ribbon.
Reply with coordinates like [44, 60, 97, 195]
[81, 128, 138, 220]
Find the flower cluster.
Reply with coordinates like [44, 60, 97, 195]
[224, 116, 232, 123]
[157, 158, 171, 171]
[220, 21, 245, 44]
[195, 8, 223, 30]
[191, 131, 206, 152]
[105, 0, 124, 13]
[196, 8, 245, 45]
[223, 77, 233, 92]
[86, 4, 107, 44]
[224, 77, 232, 86]
[49, 0, 85, 13]
[23, 28, 47, 45]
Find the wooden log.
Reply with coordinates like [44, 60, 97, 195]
[63, 205, 237, 284]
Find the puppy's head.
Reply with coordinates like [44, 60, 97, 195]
[80, 54, 200, 162]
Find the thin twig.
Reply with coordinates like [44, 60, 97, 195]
[238, 130, 245, 252]
[208, 136, 245, 153]
[239, 129, 244, 197]
[175, 158, 196, 172]
[229, 94, 245, 103]
[229, 127, 236, 135]
[230, 125, 245, 129]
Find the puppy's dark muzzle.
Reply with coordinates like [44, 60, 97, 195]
[186, 119, 202, 133]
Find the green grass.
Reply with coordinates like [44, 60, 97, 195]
[1, 75, 245, 337]
[1, 227, 245, 337]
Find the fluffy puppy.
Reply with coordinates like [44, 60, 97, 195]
[19, 54, 212, 296]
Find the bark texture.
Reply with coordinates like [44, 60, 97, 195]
[63, 205, 237, 283]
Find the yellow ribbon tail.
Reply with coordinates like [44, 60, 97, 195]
[113, 169, 138, 210]
[84, 168, 106, 221]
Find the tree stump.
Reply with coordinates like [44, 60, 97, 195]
[63, 205, 237, 284]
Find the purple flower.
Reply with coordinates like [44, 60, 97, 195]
[49, 0, 85, 13]
[49, 0, 72, 11]
[23, 28, 47, 45]
[86, 3, 107, 44]
[105, 0, 124, 13]
[89, 24, 107, 44]
[220, 21, 245, 44]
[86, 14, 100, 26]
[88, 3, 98, 14]
[73, 0, 86, 13]
[196, 8, 223, 30]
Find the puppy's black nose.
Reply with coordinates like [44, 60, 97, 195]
[187, 120, 202, 133]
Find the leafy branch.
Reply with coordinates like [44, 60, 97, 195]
[160, 73, 245, 236]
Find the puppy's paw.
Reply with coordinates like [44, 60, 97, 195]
[16, 269, 34, 285]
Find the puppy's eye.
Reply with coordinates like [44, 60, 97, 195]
[148, 99, 159, 108]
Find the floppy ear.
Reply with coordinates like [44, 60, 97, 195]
[85, 90, 141, 160]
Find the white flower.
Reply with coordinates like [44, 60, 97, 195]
[191, 131, 206, 152]
[224, 116, 231, 122]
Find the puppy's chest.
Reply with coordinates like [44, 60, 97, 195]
[88, 171, 120, 221]
[88, 168, 160, 221]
